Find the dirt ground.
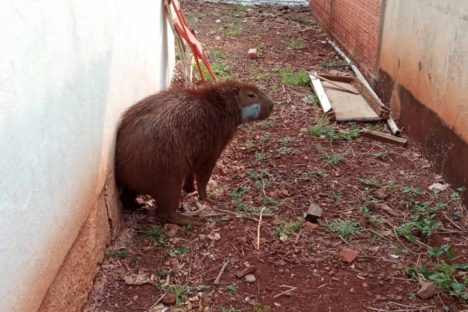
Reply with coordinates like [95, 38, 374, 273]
[83, 2, 467, 311]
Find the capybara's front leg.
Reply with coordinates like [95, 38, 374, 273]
[153, 182, 194, 225]
[195, 158, 217, 201]
[183, 173, 196, 193]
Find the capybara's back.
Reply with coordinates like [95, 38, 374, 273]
[115, 80, 274, 225]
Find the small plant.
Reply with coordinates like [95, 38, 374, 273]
[140, 226, 168, 248]
[250, 303, 271, 312]
[427, 244, 455, 259]
[385, 180, 397, 189]
[322, 153, 344, 165]
[308, 116, 358, 141]
[209, 49, 226, 60]
[262, 119, 273, 127]
[260, 133, 272, 141]
[328, 191, 342, 203]
[287, 38, 307, 50]
[169, 246, 189, 257]
[221, 307, 240, 312]
[250, 68, 268, 82]
[184, 11, 205, 23]
[316, 170, 329, 178]
[450, 187, 465, 202]
[304, 94, 319, 105]
[168, 285, 192, 306]
[320, 60, 347, 68]
[255, 151, 268, 160]
[275, 218, 303, 239]
[359, 178, 378, 187]
[307, 243, 316, 252]
[396, 201, 446, 241]
[106, 248, 128, 259]
[373, 150, 388, 160]
[279, 68, 310, 86]
[245, 139, 256, 150]
[225, 24, 243, 37]
[262, 196, 276, 206]
[180, 224, 194, 236]
[406, 262, 468, 299]
[277, 146, 294, 155]
[302, 171, 313, 181]
[403, 186, 423, 196]
[230, 186, 249, 200]
[195, 61, 230, 81]
[326, 219, 359, 239]
[226, 284, 237, 293]
[281, 136, 295, 145]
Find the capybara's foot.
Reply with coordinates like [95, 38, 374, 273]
[158, 211, 196, 225]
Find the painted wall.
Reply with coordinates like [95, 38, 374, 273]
[379, 0, 468, 143]
[0, 1, 174, 311]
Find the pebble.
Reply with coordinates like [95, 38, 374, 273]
[417, 281, 437, 299]
[340, 248, 358, 263]
[162, 294, 177, 306]
[245, 274, 256, 283]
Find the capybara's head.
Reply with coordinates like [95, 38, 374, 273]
[233, 82, 274, 123]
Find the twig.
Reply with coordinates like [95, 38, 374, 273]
[443, 215, 464, 231]
[294, 229, 303, 245]
[213, 261, 229, 285]
[393, 228, 418, 255]
[273, 286, 297, 298]
[255, 207, 266, 250]
[213, 207, 259, 222]
[147, 291, 167, 312]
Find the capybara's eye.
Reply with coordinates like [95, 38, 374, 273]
[248, 93, 256, 98]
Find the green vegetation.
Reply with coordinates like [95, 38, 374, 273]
[322, 153, 344, 165]
[279, 68, 310, 86]
[140, 226, 168, 248]
[308, 116, 359, 140]
[275, 218, 303, 239]
[326, 219, 359, 239]
[305, 94, 319, 105]
[396, 201, 446, 241]
[287, 38, 307, 50]
[168, 285, 192, 306]
[169, 246, 189, 257]
[105, 248, 128, 259]
[226, 284, 237, 293]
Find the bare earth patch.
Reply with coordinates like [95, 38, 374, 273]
[84, 2, 467, 311]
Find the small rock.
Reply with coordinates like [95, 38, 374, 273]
[162, 294, 177, 306]
[428, 183, 448, 193]
[208, 232, 221, 241]
[245, 274, 256, 283]
[340, 248, 358, 263]
[123, 273, 152, 286]
[165, 224, 179, 237]
[235, 266, 257, 279]
[417, 281, 437, 299]
[349, 287, 355, 293]
[305, 202, 322, 223]
[375, 188, 389, 200]
[304, 221, 318, 232]
[248, 48, 257, 59]
[362, 282, 368, 288]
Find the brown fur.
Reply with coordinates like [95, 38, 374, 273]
[115, 80, 274, 225]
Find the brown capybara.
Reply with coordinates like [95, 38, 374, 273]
[115, 80, 274, 225]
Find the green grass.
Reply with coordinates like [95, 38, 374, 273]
[184, 11, 205, 23]
[209, 49, 226, 60]
[255, 151, 269, 160]
[195, 61, 231, 81]
[406, 262, 468, 299]
[106, 248, 128, 259]
[281, 136, 295, 145]
[322, 153, 344, 165]
[373, 150, 388, 160]
[287, 38, 308, 50]
[359, 178, 378, 187]
[326, 219, 359, 239]
[275, 218, 303, 239]
[230, 186, 249, 200]
[226, 284, 237, 293]
[402, 186, 424, 196]
[450, 187, 465, 202]
[221, 307, 240, 312]
[305, 94, 319, 105]
[328, 191, 342, 203]
[169, 246, 189, 257]
[320, 60, 348, 68]
[225, 24, 243, 37]
[168, 285, 192, 306]
[277, 146, 294, 155]
[140, 226, 168, 248]
[308, 116, 359, 141]
[279, 68, 310, 86]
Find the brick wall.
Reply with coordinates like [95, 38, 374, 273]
[309, 0, 382, 80]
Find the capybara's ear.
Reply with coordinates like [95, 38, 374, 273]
[232, 85, 240, 95]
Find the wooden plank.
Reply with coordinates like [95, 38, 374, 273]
[310, 73, 332, 113]
[361, 129, 407, 147]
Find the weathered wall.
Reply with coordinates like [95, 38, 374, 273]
[377, 0, 468, 202]
[309, 0, 383, 80]
[0, 1, 174, 311]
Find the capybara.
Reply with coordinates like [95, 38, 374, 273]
[115, 80, 274, 225]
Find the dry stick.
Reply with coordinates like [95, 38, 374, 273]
[393, 228, 418, 255]
[147, 291, 167, 312]
[443, 215, 464, 231]
[213, 261, 229, 285]
[273, 286, 297, 298]
[294, 229, 303, 245]
[255, 207, 266, 250]
[213, 207, 259, 222]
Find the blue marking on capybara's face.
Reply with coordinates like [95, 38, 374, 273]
[241, 103, 261, 122]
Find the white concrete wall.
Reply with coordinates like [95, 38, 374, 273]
[379, 0, 468, 142]
[0, 1, 174, 311]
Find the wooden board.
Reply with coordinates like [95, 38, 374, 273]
[322, 80, 381, 121]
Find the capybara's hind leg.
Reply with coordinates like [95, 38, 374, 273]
[183, 173, 196, 193]
[120, 187, 141, 210]
[195, 159, 217, 201]
[153, 182, 194, 225]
